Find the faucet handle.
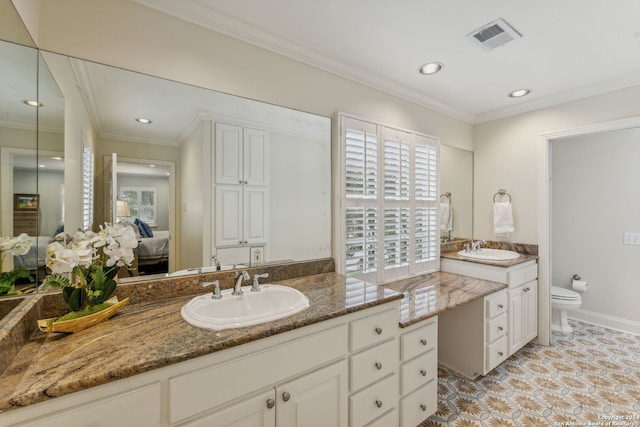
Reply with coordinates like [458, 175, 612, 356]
[251, 273, 269, 292]
[202, 280, 221, 299]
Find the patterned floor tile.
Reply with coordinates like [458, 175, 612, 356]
[422, 320, 640, 427]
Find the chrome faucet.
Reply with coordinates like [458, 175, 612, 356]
[232, 271, 250, 295]
[471, 240, 486, 251]
[211, 255, 221, 271]
[251, 273, 269, 292]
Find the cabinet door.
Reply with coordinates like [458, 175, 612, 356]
[181, 389, 276, 427]
[276, 360, 348, 427]
[215, 185, 243, 246]
[508, 286, 525, 356]
[216, 123, 243, 185]
[523, 280, 538, 343]
[244, 186, 268, 244]
[243, 128, 269, 185]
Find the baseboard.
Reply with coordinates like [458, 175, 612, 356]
[568, 308, 640, 336]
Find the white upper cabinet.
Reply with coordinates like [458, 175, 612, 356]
[214, 123, 269, 247]
[216, 123, 269, 186]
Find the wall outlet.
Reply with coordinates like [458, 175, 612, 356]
[623, 232, 640, 245]
[250, 246, 264, 266]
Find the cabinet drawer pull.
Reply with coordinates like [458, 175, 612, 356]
[374, 362, 382, 370]
[524, 287, 530, 292]
[498, 326, 504, 331]
[420, 369, 427, 377]
[282, 392, 291, 402]
[375, 327, 383, 335]
[266, 398, 275, 409]
[375, 400, 383, 408]
[420, 338, 427, 346]
[420, 404, 427, 411]
[498, 304, 504, 309]
[498, 351, 504, 357]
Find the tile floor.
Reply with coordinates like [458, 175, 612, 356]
[423, 320, 640, 426]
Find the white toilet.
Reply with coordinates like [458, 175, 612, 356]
[551, 286, 582, 332]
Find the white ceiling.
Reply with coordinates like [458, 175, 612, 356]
[133, 0, 640, 123]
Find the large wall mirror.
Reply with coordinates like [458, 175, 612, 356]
[4, 45, 332, 287]
[440, 145, 473, 241]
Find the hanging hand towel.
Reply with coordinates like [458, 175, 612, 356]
[493, 201, 514, 237]
[439, 203, 453, 232]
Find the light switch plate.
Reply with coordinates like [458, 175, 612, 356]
[623, 232, 640, 245]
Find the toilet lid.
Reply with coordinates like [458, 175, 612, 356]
[552, 286, 580, 300]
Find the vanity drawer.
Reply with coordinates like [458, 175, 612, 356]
[486, 312, 507, 343]
[400, 319, 437, 362]
[365, 408, 397, 427]
[485, 291, 507, 319]
[350, 308, 397, 352]
[399, 379, 436, 427]
[350, 375, 397, 427]
[400, 349, 437, 395]
[350, 339, 396, 392]
[486, 335, 508, 372]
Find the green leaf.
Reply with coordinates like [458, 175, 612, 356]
[101, 279, 117, 302]
[43, 273, 72, 290]
[67, 287, 87, 311]
[92, 266, 107, 291]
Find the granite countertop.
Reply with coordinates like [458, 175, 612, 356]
[0, 268, 506, 413]
[0, 272, 400, 412]
[383, 271, 507, 328]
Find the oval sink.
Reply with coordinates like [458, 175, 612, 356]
[181, 284, 310, 330]
[457, 248, 521, 261]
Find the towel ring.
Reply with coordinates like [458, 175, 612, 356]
[493, 189, 511, 203]
[440, 192, 451, 203]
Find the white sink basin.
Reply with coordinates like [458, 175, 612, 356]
[181, 284, 310, 330]
[457, 248, 521, 261]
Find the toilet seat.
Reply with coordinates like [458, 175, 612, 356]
[551, 286, 580, 301]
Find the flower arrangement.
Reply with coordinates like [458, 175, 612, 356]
[0, 233, 34, 296]
[42, 222, 138, 313]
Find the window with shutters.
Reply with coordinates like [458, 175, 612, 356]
[338, 114, 439, 284]
[82, 143, 94, 231]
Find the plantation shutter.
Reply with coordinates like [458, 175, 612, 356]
[82, 143, 94, 231]
[339, 114, 439, 283]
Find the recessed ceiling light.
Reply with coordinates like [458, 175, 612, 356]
[418, 62, 443, 75]
[39, 164, 45, 168]
[508, 89, 531, 98]
[51, 156, 63, 160]
[149, 164, 156, 168]
[24, 100, 43, 107]
[135, 118, 152, 124]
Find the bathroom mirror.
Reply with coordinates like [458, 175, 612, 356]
[439, 145, 473, 241]
[36, 51, 331, 281]
[0, 42, 65, 297]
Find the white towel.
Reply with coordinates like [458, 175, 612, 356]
[493, 202, 514, 237]
[439, 203, 453, 233]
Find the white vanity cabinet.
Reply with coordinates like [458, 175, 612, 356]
[508, 278, 538, 356]
[398, 317, 438, 427]
[3, 302, 405, 427]
[183, 361, 347, 427]
[438, 289, 508, 379]
[348, 307, 398, 427]
[440, 258, 539, 369]
[214, 122, 269, 247]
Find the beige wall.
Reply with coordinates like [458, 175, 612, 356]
[474, 85, 640, 244]
[31, 0, 473, 152]
[552, 128, 640, 331]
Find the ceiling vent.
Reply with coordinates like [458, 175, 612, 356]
[467, 18, 522, 51]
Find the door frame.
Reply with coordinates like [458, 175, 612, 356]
[537, 116, 640, 345]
